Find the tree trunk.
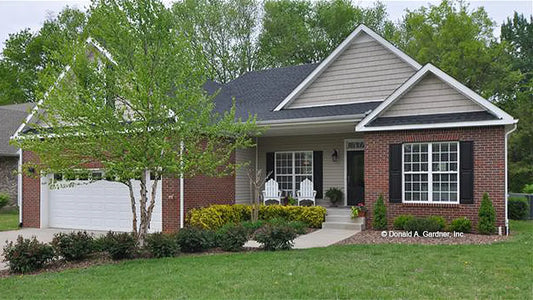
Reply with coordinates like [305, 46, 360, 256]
[126, 180, 138, 237]
[138, 170, 149, 245]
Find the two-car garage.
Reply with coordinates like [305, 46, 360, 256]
[40, 172, 162, 232]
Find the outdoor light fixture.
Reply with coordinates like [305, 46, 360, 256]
[331, 149, 338, 162]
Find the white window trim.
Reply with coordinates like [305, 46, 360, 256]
[401, 142, 460, 204]
[274, 151, 313, 197]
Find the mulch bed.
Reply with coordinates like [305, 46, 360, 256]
[335, 230, 508, 245]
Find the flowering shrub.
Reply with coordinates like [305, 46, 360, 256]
[3, 236, 54, 273]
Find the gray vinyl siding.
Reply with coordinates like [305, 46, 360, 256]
[235, 147, 256, 204]
[256, 133, 363, 199]
[287, 32, 416, 108]
[382, 74, 485, 117]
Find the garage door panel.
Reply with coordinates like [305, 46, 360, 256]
[48, 177, 162, 232]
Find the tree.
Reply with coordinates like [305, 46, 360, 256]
[172, 0, 260, 83]
[257, 0, 396, 68]
[500, 13, 533, 191]
[0, 7, 87, 105]
[12, 0, 259, 243]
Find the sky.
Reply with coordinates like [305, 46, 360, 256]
[0, 0, 532, 51]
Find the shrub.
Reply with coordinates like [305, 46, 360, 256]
[478, 193, 496, 234]
[449, 217, 472, 233]
[393, 215, 415, 230]
[99, 231, 137, 260]
[241, 220, 265, 236]
[0, 193, 10, 210]
[508, 197, 529, 220]
[522, 183, 533, 194]
[175, 227, 214, 253]
[427, 216, 447, 231]
[51, 231, 94, 261]
[254, 223, 298, 251]
[288, 220, 308, 235]
[187, 204, 326, 230]
[325, 187, 343, 206]
[372, 195, 387, 230]
[144, 232, 179, 258]
[3, 236, 54, 273]
[216, 223, 249, 252]
[404, 218, 442, 234]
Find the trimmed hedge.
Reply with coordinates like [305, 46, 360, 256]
[393, 215, 414, 230]
[449, 217, 472, 233]
[186, 204, 326, 230]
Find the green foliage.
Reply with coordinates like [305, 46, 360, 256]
[325, 187, 343, 206]
[449, 217, 472, 233]
[2, 236, 54, 273]
[404, 217, 442, 234]
[175, 227, 214, 253]
[522, 184, 533, 194]
[216, 223, 249, 252]
[478, 193, 496, 234]
[254, 223, 298, 251]
[372, 195, 387, 230]
[187, 204, 326, 230]
[241, 220, 265, 235]
[508, 197, 529, 220]
[144, 232, 179, 258]
[427, 216, 447, 231]
[51, 231, 94, 261]
[393, 215, 415, 230]
[0, 193, 10, 209]
[99, 232, 137, 260]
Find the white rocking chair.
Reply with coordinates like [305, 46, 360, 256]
[296, 179, 316, 206]
[262, 178, 282, 205]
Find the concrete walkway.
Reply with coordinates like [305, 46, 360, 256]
[245, 228, 357, 249]
[0, 228, 105, 271]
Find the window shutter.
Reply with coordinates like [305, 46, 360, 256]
[460, 141, 474, 204]
[389, 144, 402, 203]
[266, 152, 274, 180]
[313, 151, 323, 199]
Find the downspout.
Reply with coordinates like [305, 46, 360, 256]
[179, 141, 184, 229]
[17, 149, 23, 227]
[504, 123, 517, 235]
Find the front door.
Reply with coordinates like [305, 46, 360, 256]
[347, 151, 364, 206]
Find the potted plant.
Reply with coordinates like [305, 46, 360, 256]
[351, 203, 367, 218]
[325, 187, 343, 207]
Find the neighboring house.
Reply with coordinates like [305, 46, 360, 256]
[15, 25, 517, 233]
[0, 103, 35, 206]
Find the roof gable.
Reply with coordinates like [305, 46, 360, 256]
[356, 64, 517, 131]
[274, 24, 422, 111]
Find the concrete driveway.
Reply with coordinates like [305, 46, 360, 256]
[0, 228, 106, 271]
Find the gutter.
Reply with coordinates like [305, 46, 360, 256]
[505, 123, 518, 235]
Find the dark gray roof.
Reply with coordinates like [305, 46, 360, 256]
[367, 111, 498, 127]
[0, 103, 35, 156]
[209, 64, 378, 122]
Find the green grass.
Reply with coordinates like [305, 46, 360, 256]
[0, 209, 19, 231]
[1, 221, 532, 299]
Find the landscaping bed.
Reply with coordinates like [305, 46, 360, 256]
[336, 230, 508, 245]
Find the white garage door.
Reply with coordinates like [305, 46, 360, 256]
[45, 173, 162, 232]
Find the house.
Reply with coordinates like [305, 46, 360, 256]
[15, 25, 517, 233]
[0, 103, 35, 210]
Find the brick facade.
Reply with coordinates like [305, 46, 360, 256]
[21, 151, 41, 228]
[364, 126, 506, 231]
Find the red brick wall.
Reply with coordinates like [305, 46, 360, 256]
[162, 174, 235, 233]
[364, 126, 506, 231]
[21, 151, 41, 228]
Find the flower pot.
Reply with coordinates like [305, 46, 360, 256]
[357, 211, 366, 217]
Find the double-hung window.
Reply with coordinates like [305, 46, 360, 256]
[403, 142, 459, 203]
[275, 151, 313, 196]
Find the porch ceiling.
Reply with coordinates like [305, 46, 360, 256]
[260, 120, 359, 137]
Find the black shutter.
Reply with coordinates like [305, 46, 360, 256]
[460, 141, 474, 204]
[313, 151, 323, 199]
[389, 144, 402, 203]
[266, 152, 274, 180]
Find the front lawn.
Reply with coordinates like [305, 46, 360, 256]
[1, 220, 532, 299]
[0, 209, 19, 231]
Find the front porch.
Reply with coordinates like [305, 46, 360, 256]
[235, 128, 367, 208]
